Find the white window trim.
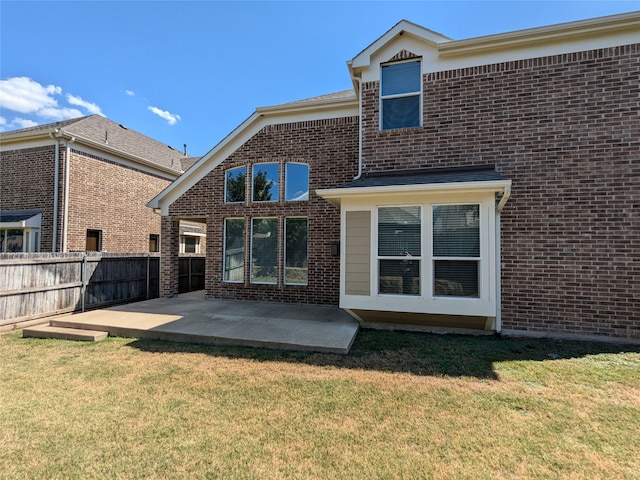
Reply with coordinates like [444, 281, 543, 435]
[339, 191, 498, 317]
[224, 166, 246, 204]
[223, 218, 245, 283]
[284, 216, 308, 286]
[379, 59, 423, 131]
[250, 217, 278, 285]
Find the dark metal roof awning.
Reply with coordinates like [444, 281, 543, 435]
[0, 209, 42, 227]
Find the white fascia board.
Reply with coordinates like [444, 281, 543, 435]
[149, 98, 358, 215]
[439, 11, 640, 58]
[350, 20, 451, 70]
[0, 137, 56, 152]
[317, 179, 512, 207]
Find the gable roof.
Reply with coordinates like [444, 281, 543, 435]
[0, 115, 193, 175]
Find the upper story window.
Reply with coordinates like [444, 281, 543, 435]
[285, 163, 309, 201]
[252, 163, 279, 202]
[225, 166, 246, 203]
[380, 60, 421, 130]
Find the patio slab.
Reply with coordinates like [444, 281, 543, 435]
[48, 293, 360, 354]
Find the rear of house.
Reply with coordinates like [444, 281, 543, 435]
[150, 12, 640, 341]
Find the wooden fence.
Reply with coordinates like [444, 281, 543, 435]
[0, 253, 205, 328]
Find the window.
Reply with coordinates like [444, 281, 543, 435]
[0, 228, 24, 252]
[181, 236, 199, 254]
[149, 234, 160, 253]
[86, 230, 102, 251]
[381, 60, 421, 130]
[285, 163, 309, 201]
[224, 218, 244, 282]
[378, 206, 421, 295]
[432, 205, 480, 297]
[251, 218, 278, 284]
[285, 218, 308, 285]
[225, 166, 246, 203]
[252, 163, 279, 202]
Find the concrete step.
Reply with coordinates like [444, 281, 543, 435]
[23, 325, 109, 342]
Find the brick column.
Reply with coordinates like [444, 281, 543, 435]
[160, 217, 180, 297]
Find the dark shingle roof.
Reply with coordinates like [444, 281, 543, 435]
[1, 115, 192, 173]
[0, 209, 42, 223]
[336, 165, 506, 189]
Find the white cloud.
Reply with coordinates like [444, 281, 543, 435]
[66, 94, 103, 116]
[148, 106, 181, 125]
[37, 106, 84, 121]
[0, 116, 6, 126]
[13, 118, 39, 128]
[125, 90, 135, 96]
[0, 76, 61, 114]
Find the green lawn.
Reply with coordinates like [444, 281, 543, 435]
[1, 329, 639, 479]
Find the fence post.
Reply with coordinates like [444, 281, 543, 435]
[81, 253, 88, 312]
[147, 254, 151, 300]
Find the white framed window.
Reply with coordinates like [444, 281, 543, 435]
[225, 166, 246, 203]
[223, 218, 245, 282]
[285, 217, 308, 285]
[251, 217, 278, 284]
[285, 163, 309, 201]
[252, 164, 279, 202]
[432, 204, 480, 298]
[377, 206, 421, 296]
[380, 60, 421, 130]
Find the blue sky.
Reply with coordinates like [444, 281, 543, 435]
[1, 1, 638, 156]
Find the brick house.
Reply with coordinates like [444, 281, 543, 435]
[0, 115, 198, 253]
[149, 12, 639, 341]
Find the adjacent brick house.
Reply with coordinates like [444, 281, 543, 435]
[0, 115, 197, 253]
[149, 12, 639, 341]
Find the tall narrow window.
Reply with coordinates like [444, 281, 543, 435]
[224, 218, 244, 282]
[86, 229, 102, 251]
[251, 218, 277, 284]
[225, 166, 246, 203]
[432, 205, 480, 297]
[252, 163, 279, 202]
[285, 217, 308, 285]
[285, 163, 309, 201]
[378, 206, 421, 295]
[149, 234, 160, 253]
[381, 60, 421, 130]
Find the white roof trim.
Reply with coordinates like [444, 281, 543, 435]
[316, 180, 512, 207]
[148, 96, 358, 215]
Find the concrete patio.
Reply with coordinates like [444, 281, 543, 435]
[24, 292, 360, 354]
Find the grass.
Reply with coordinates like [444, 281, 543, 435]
[1, 329, 639, 479]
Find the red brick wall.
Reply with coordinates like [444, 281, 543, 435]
[0, 145, 58, 251]
[66, 149, 171, 252]
[169, 117, 359, 305]
[361, 45, 639, 339]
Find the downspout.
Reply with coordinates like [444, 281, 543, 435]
[494, 185, 511, 335]
[49, 130, 61, 252]
[61, 136, 76, 252]
[351, 74, 363, 181]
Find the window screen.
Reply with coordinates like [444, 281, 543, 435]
[381, 61, 421, 130]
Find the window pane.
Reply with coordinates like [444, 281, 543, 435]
[433, 205, 480, 257]
[285, 218, 308, 285]
[86, 230, 101, 251]
[253, 164, 279, 202]
[251, 218, 277, 284]
[285, 163, 309, 201]
[378, 206, 421, 257]
[6, 229, 24, 252]
[382, 96, 420, 130]
[149, 234, 159, 253]
[382, 61, 421, 96]
[434, 260, 479, 297]
[379, 259, 420, 295]
[224, 219, 244, 282]
[183, 237, 198, 254]
[225, 166, 246, 203]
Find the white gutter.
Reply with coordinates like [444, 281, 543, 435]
[62, 136, 76, 252]
[494, 186, 511, 335]
[49, 130, 61, 252]
[350, 72, 363, 181]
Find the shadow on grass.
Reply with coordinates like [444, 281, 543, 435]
[126, 329, 640, 379]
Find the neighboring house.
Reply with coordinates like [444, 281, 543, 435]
[0, 115, 199, 253]
[149, 12, 639, 341]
